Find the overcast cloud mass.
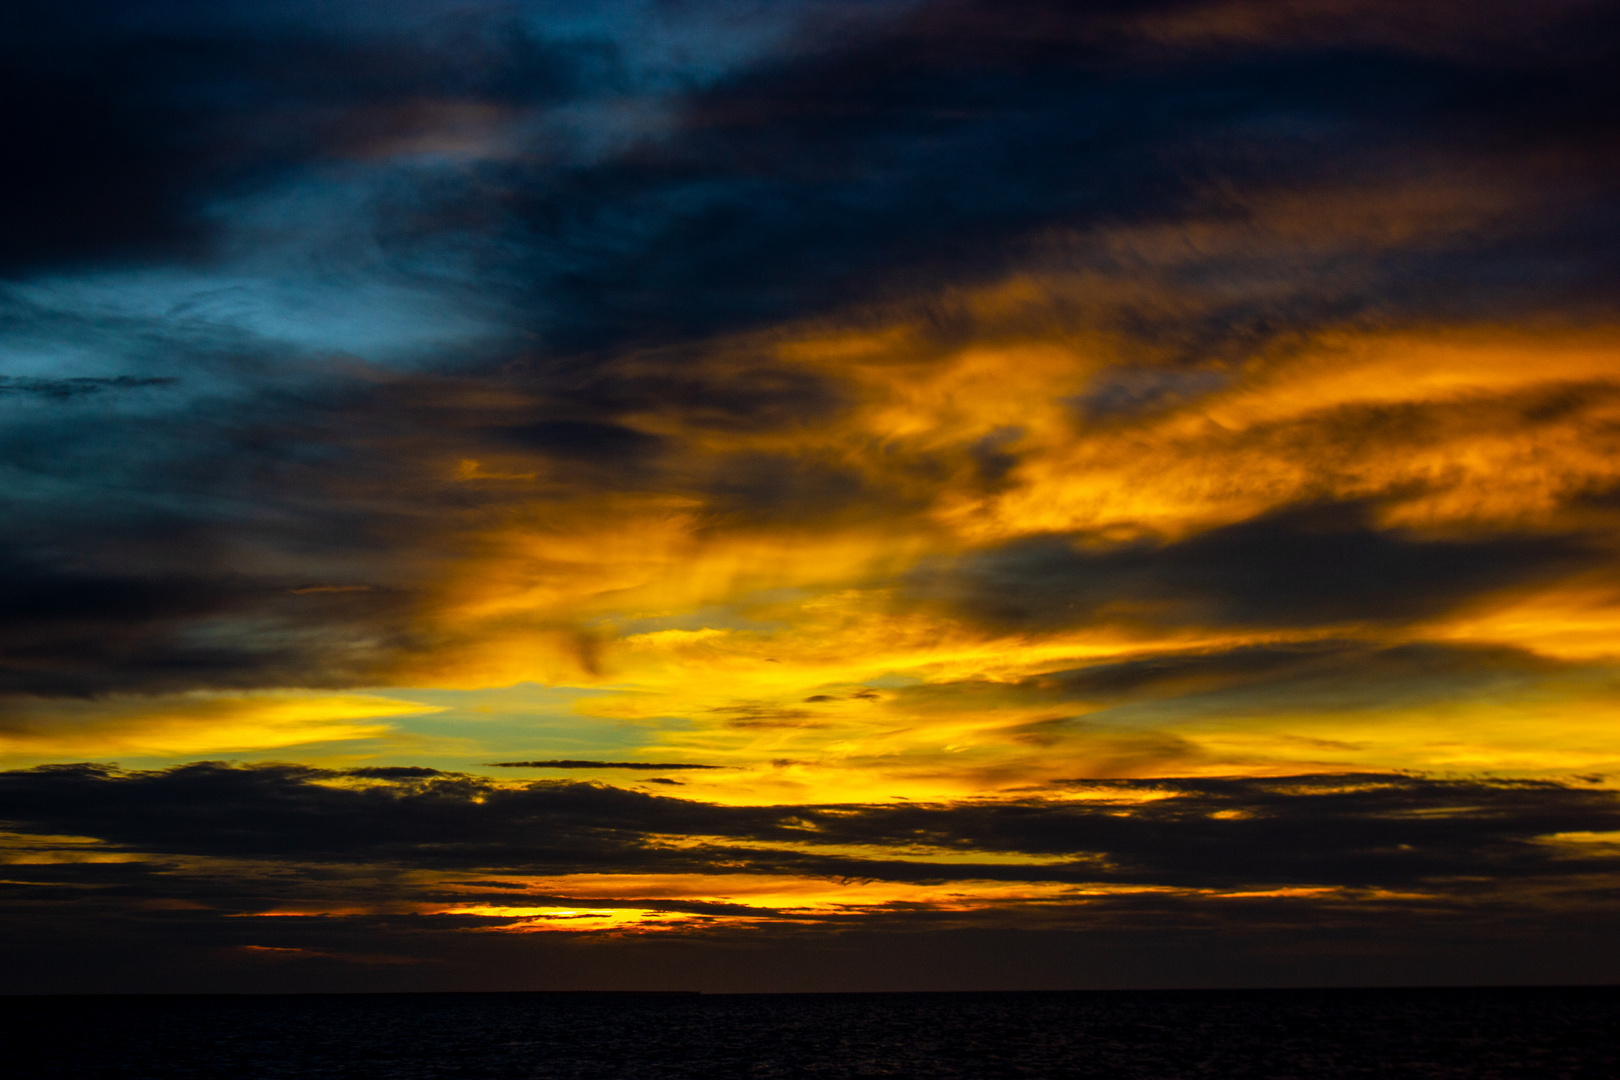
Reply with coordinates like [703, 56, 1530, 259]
[3, 0, 1620, 992]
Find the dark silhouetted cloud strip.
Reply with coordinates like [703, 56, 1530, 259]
[3, 763, 1617, 887]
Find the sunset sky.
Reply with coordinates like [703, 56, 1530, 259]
[4, 0, 1620, 993]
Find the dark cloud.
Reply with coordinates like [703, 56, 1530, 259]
[0, 376, 179, 398]
[4, 0, 1615, 348]
[994, 640, 1564, 712]
[3, 760, 1618, 991]
[502, 0, 1620, 353]
[1075, 368, 1230, 420]
[556, 354, 846, 435]
[1035, 642, 1373, 698]
[0, 1, 585, 276]
[702, 453, 878, 526]
[712, 705, 828, 729]
[344, 766, 446, 779]
[0, 556, 417, 697]
[918, 502, 1601, 632]
[485, 420, 668, 463]
[3, 762, 1616, 889]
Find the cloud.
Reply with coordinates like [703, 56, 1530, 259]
[2, 762, 1616, 888]
[917, 501, 1602, 633]
[2, 760, 1618, 989]
[1004, 640, 1563, 711]
[0, 555, 422, 699]
[0, 692, 439, 759]
[4, 0, 1617, 707]
[0, 376, 179, 399]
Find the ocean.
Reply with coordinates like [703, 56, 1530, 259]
[6, 987, 1616, 1079]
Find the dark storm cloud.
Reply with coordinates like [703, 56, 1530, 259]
[917, 502, 1602, 632]
[3, 762, 1617, 889]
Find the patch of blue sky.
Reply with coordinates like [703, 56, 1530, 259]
[0, 309, 227, 431]
[0, 320, 150, 382]
[396, 716, 662, 765]
[364, 682, 689, 765]
[376, 682, 621, 716]
[14, 269, 502, 367]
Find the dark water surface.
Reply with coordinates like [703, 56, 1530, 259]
[5, 987, 1617, 1079]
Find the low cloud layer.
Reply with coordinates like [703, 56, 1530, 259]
[4, 762, 1618, 887]
[3, 762, 1618, 990]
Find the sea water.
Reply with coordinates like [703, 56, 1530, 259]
[7, 986, 1617, 1079]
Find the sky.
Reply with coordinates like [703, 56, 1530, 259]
[2, 0, 1620, 993]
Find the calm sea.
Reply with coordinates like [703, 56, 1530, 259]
[6, 987, 1617, 1079]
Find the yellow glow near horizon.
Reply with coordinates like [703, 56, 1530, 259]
[0, 692, 443, 764]
[425, 873, 1176, 933]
